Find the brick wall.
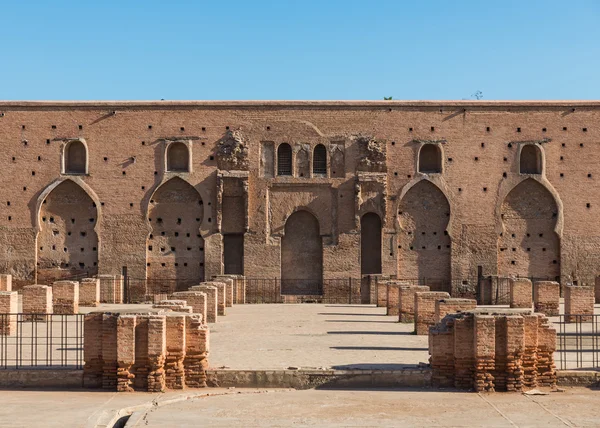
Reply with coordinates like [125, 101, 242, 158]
[84, 312, 209, 392]
[398, 285, 430, 323]
[0, 291, 18, 335]
[564, 285, 595, 322]
[414, 291, 450, 335]
[79, 278, 100, 306]
[190, 285, 218, 323]
[434, 298, 477, 323]
[51, 280, 79, 314]
[533, 281, 560, 316]
[430, 309, 557, 391]
[509, 278, 532, 309]
[22, 285, 53, 318]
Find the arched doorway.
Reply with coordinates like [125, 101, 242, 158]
[498, 179, 560, 278]
[147, 177, 204, 288]
[37, 180, 99, 283]
[397, 180, 451, 288]
[281, 210, 322, 294]
[361, 212, 382, 275]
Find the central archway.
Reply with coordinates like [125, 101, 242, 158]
[281, 210, 323, 294]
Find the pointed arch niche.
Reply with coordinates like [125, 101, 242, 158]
[146, 177, 204, 286]
[397, 180, 451, 284]
[37, 180, 99, 282]
[498, 178, 560, 278]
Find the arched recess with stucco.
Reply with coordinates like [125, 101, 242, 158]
[497, 178, 560, 279]
[36, 179, 99, 283]
[281, 210, 323, 295]
[146, 177, 204, 286]
[397, 180, 451, 287]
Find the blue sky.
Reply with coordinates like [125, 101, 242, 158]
[0, 0, 598, 100]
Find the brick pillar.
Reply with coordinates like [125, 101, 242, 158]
[385, 282, 404, 316]
[414, 291, 450, 335]
[374, 275, 391, 307]
[504, 315, 525, 392]
[0, 291, 18, 335]
[453, 314, 474, 389]
[536, 314, 557, 388]
[234, 275, 246, 304]
[114, 274, 124, 304]
[101, 313, 118, 390]
[147, 315, 167, 392]
[212, 276, 235, 307]
[83, 313, 104, 388]
[398, 285, 430, 323]
[429, 318, 456, 387]
[80, 278, 100, 307]
[474, 315, 496, 392]
[521, 314, 538, 389]
[116, 315, 136, 392]
[171, 291, 207, 320]
[435, 298, 477, 323]
[564, 285, 595, 322]
[99, 275, 117, 304]
[204, 281, 226, 316]
[533, 281, 560, 316]
[52, 280, 79, 314]
[22, 285, 53, 320]
[0, 274, 12, 291]
[184, 314, 209, 388]
[510, 278, 532, 309]
[190, 285, 218, 323]
[165, 315, 186, 389]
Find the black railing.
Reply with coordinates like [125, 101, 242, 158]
[557, 314, 600, 370]
[245, 278, 362, 304]
[0, 313, 84, 369]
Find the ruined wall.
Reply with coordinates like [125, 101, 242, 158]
[0, 101, 599, 287]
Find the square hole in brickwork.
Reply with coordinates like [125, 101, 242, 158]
[486, 127, 490, 132]
[51, 125, 56, 129]
[431, 127, 435, 132]
[46, 139, 50, 145]
[409, 127, 413, 132]
[79, 125, 83, 130]
[563, 127, 567, 131]
[517, 127, 521, 132]
[587, 203, 591, 208]
[583, 128, 588, 132]
[542, 128, 547, 132]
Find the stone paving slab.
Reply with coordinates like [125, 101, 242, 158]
[208, 304, 429, 370]
[140, 387, 600, 427]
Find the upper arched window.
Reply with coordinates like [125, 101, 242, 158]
[167, 142, 190, 172]
[418, 144, 441, 173]
[313, 144, 327, 176]
[520, 144, 542, 174]
[65, 140, 87, 174]
[277, 143, 292, 176]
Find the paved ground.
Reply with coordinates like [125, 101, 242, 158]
[209, 304, 429, 370]
[139, 387, 600, 427]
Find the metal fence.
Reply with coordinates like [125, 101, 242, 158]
[475, 276, 561, 305]
[557, 314, 600, 370]
[245, 278, 361, 304]
[0, 314, 85, 369]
